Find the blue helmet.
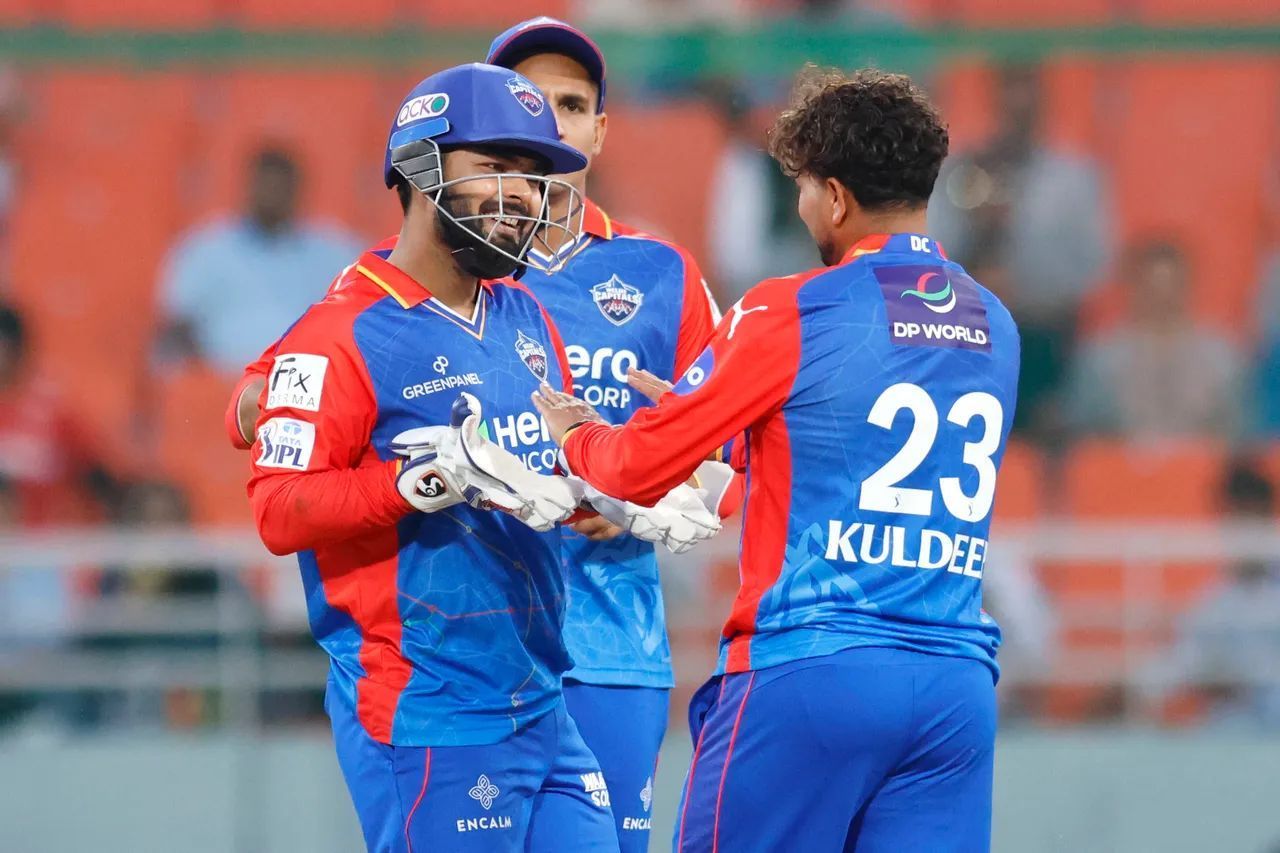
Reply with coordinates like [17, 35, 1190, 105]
[383, 63, 588, 279]
[383, 62, 586, 189]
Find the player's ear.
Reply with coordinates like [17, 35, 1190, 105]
[592, 112, 608, 158]
[826, 176, 848, 227]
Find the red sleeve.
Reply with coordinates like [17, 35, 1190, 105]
[564, 278, 803, 507]
[672, 248, 722, 376]
[247, 296, 410, 555]
[225, 342, 277, 450]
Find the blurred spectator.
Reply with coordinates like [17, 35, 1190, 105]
[1143, 459, 1280, 727]
[155, 146, 361, 377]
[705, 81, 816, 302]
[1064, 240, 1243, 440]
[1252, 253, 1280, 435]
[930, 63, 1113, 440]
[0, 301, 118, 524]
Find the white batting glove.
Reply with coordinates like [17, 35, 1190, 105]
[447, 393, 582, 533]
[581, 482, 721, 554]
[389, 426, 466, 513]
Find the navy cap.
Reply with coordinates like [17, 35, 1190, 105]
[383, 62, 588, 188]
[486, 17, 607, 112]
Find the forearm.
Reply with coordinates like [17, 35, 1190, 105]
[250, 459, 410, 555]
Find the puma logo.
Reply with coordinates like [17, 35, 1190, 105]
[728, 301, 768, 339]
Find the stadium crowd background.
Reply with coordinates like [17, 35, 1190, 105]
[1, 1, 1279, 851]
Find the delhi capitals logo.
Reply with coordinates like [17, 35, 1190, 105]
[515, 330, 548, 381]
[590, 275, 644, 326]
[899, 270, 956, 314]
[506, 77, 545, 117]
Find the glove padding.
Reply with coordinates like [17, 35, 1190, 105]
[390, 426, 466, 513]
[581, 481, 721, 554]
[448, 393, 581, 532]
[692, 460, 737, 517]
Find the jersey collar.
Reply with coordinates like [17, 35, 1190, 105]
[582, 198, 614, 240]
[840, 233, 948, 265]
[354, 250, 432, 309]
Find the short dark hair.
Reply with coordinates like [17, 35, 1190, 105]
[768, 66, 949, 211]
[392, 173, 413, 214]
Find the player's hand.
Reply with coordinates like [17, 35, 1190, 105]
[625, 368, 674, 404]
[568, 514, 626, 541]
[389, 426, 466, 513]
[582, 483, 721, 554]
[531, 384, 607, 446]
[448, 393, 582, 532]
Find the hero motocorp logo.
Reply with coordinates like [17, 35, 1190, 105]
[877, 264, 991, 352]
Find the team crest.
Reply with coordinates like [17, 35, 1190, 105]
[505, 77, 545, 117]
[590, 275, 644, 326]
[515, 330, 548, 381]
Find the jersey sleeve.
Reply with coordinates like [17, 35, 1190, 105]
[247, 300, 409, 555]
[672, 248, 722, 376]
[224, 342, 277, 450]
[564, 279, 802, 507]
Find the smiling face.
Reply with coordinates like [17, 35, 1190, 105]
[438, 146, 548, 255]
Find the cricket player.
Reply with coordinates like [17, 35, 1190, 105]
[485, 18, 724, 850]
[228, 20, 725, 852]
[248, 62, 620, 852]
[533, 67, 1019, 852]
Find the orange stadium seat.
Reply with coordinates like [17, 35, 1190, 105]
[0, 0, 45, 24]
[1131, 0, 1280, 23]
[9, 71, 196, 467]
[55, 0, 221, 28]
[411, 1, 569, 26]
[928, 0, 1114, 26]
[1037, 440, 1227, 720]
[153, 363, 252, 526]
[992, 440, 1045, 523]
[234, 0, 399, 29]
[188, 71, 388, 238]
[1109, 59, 1279, 333]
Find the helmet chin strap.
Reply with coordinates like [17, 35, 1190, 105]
[434, 191, 524, 280]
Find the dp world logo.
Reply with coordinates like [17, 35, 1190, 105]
[900, 270, 956, 314]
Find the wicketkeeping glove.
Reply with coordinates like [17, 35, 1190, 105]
[446, 393, 582, 532]
[389, 426, 466, 513]
[580, 481, 721, 554]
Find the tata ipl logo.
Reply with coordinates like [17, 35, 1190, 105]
[900, 271, 956, 314]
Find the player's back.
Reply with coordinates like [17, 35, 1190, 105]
[723, 233, 1018, 677]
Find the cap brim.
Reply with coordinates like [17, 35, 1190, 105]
[487, 25, 606, 102]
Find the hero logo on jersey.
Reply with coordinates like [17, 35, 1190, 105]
[267, 353, 329, 411]
[590, 275, 644, 326]
[505, 77, 545, 116]
[256, 418, 315, 470]
[514, 330, 548, 381]
[875, 265, 991, 353]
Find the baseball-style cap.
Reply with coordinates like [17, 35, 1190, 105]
[486, 17, 607, 112]
[383, 62, 587, 188]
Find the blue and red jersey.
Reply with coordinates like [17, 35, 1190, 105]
[248, 248, 575, 747]
[564, 233, 1019, 678]
[519, 200, 719, 688]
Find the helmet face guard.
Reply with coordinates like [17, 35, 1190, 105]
[391, 137, 584, 276]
